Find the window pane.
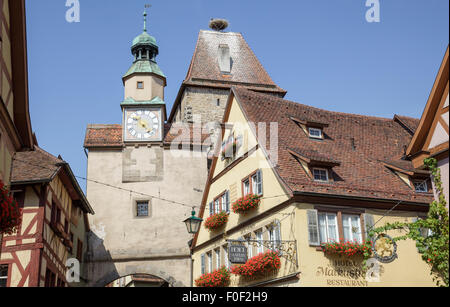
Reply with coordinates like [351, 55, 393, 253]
[318, 214, 327, 243]
[351, 215, 362, 243]
[343, 216, 352, 242]
[243, 180, 250, 196]
[327, 214, 338, 242]
[0, 265, 8, 288]
[252, 175, 258, 194]
[223, 246, 230, 269]
[215, 249, 220, 269]
[215, 199, 220, 213]
[137, 202, 149, 217]
[256, 231, 264, 254]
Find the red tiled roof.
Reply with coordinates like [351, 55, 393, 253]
[184, 31, 286, 94]
[394, 115, 420, 135]
[232, 87, 433, 204]
[11, 146, 63, 184]
[84, 123, 211, 148]
[84, 124, 123, 148]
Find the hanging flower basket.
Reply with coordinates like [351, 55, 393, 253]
[0, 180, 22, 235]
[204, 211, 229, 231]
[231, 250, 281, 277]
[195, 266, 231, 287]
[232, 194, 261, 214]
[321, 240, 372, 257]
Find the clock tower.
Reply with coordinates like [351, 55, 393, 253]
[122, 8, 167, 143]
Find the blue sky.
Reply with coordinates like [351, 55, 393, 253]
[25, 0, 448, 191]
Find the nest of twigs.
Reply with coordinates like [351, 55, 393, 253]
[209, 19, 229, 31]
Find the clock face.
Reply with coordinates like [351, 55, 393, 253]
[124, 109, 161, 142]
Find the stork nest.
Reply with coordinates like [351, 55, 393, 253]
[209, 19, 229, 32]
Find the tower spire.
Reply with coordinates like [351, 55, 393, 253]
[143, 4, 151, 32]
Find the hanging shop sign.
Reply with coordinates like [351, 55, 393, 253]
[229, 245, 248, 264]
[372, 234, 398, 263]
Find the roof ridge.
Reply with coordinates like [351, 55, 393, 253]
[233, 87, 402, 122]
[33, 146, 65, 163]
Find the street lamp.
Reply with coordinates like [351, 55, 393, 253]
[183, 208, 203, 235]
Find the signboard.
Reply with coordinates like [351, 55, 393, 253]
[229, 245, 248, 264]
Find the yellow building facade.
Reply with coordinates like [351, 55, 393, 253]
[192, 87, 437, 287]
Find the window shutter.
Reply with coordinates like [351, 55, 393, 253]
[307, 210, 320, 246]
[225, 191, 230, 214]
[256, 169, 263, 196]
[364, 213, 375, 241]
[209, 202, 213, 216]
[201, 254, 205, 275]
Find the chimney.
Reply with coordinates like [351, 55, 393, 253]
[218, 44, 231, 73]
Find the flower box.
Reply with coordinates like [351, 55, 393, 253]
[231, 250, 281, 277]
[0, 180, 22, 235]
[204, 211, 229, 231]
[195, 267, 230, 287]
[321, 240, 372, 257]
[232, 194, 261, 214]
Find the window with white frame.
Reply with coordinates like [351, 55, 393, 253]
[255, 230, 264, 254]
[0, 265, 8, 287]
[215, 248, 221, 270]
[244, 235, 253, 259]
[313, 168, 329, 182]
[209, 191, 230, 216]
[309, 128, 323, 139]
[243, 179, 250, 196]
[318, 213, 339, 243]
[207, 252, 212, 273]
[413, 181, 428, 193]
[223, 245, 230, 269]
[268, 221, 282, 252]
[201, 254, 206, 275]
[242, 170, 263, 197]
[342, 214, 363, 243]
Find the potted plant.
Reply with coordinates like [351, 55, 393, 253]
[232, 194, 261, 214]
[204, 211, 229, 231]
[0, 180, 22, 235]
[195, 266, 231, 287]
[231, 250, 281, 277]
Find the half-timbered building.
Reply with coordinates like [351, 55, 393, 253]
[0, 146, 94, 287]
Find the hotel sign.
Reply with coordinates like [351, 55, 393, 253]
[229, 245, 248, 264]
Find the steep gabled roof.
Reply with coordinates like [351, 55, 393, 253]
[11, 146, 94, 214]
[185, 31, 285, 90]
[231, 87, 432, 204]
[168, 30, 287, 122]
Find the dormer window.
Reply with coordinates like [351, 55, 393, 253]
[413, 181, 428, 193]
[309, 128, 323, 139]
[313, 168, 329, 182]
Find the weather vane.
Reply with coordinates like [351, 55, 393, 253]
[143, 4, 151, 32]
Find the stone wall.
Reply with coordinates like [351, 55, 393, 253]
[85, 146, 208, 286]
[174, 87, 230, 124]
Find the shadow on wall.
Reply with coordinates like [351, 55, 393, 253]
[84, 231, 184, 287]
[84, 231, 119, 287]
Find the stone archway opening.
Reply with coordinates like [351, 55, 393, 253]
[105, 273, 169, 287]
